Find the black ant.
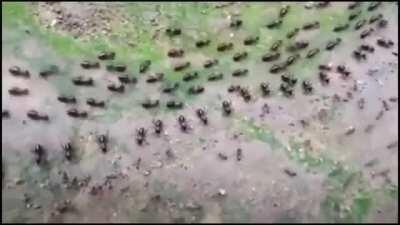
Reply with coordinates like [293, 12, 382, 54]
[377, 38, 394, 48]
[58, 95, 77, 104]
[230, 18, 242, 28]
[302, 21, 320, 30]
[279, 5, 290, 18]
[326, 38, 341, 50]
[333, 23, 349, 32]
[178, 115, 189, 132]
[348, 2, 361, 10]
[236, 148, 243, 161]
[107, 83, 125, 93]
[136, 128, 147, 145]
[168, 48, 184, 58]
[9, 87, 29, 96]
[280, 83, 294, 97]
[87, 98, 105, 108]
[9, 66, 30, 78]
[204, 59, 218, 68]
[284, 54, 300, 67]
[233, 51, 248, 62]
[260, 82, 271, 96]
[33, 144, 45, 165]
[336, 65, 351, 78]
[142, 99, 160, 109]
[286, 28, 299, 39]
[80, 60, 99, 69]
[266, 19, 282, 29]
[270, 40, 283, 51]
[222, 100, 232, 116]
[118, 75, 137, 84]
[269, 64, 286, 74]
[187, 85, 204, 95]
[196, 108, 208, 125]
[367, 2, 381, 11]
[97, 134, 108, 153]
[208, 72, 224, 81]
[2, 110, 10, 119]
[39, 65, 59, 79]
[162, 82, 179, 93]
[262, 52, 280, 62]
[72, 76, 93, 86]
[153, 120, 163, 134]
[232, 68, 248, 77]
[106, 64, 126, 73]
[174, 61, 191, 71]
[319, 72, 330, 85]
[27, 110, 49, 121]
[146, 73, 164, 83]
[302, 80, 313, 94]
[98, 51, 115, 60]
[306, 48, 320, 58]
[196, 39, 210, 48]
[286, 41, 309, 52]
[369, 14, 383, 24]
[183, 71, 199, 82]
[166, 27, 181, 37]
[62, 142, 73, 161]
[239, 87, 252, 102]
[139, 60, 151, 73]
[227, 85, 241, 93]
[348, 10, 361, 21]
[354, 19, 366, 30]
[243, 36, 259, 45]
[166, 100, 183, 109]
[217, 42, 233, 52]
[360, 28, 374, 39]
[67, 108, 88, 118]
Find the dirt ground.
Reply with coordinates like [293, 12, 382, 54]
[2, 2, 398, 223]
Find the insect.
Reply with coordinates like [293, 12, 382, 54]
[243, 36, 259, 45]
[262, 52, 280, 62]
[98, 51, 115, 60]
[353, 49, 367, 60]
[326, 38, 342, 50]
[287, 41, 309, 52]
[208, 72, 224, 81]
[354, 19, 366, 30]
[367, 2, 381, 11]
[178, 115, 189, 132]
[377, 19, 388, 28]
[39, 65, 59, 78]
[97, 134, 108, 153]
[233, 51, 248, 62]
[315, 2, 330, 8]
[57, 95, 77, 104]
[376, 38, 394, 48]
[27, 110, 49, 121]
[284, 54, 300, 67]
[2, 110, 10, 119]
[269, 64, 286, 74]
[187, 85, 205, 95]
[270, 40, 283, 51]
[236, 148, 243, 161]
[319, 64, 332, 71]
[118, 75, 137, 84]
[319, 72, 330, 85]
[279, 5, 290, 18]
[62, 142, 73, 161]
[9, 66, 30, 78]
[153, 120, 163, 134]
[369, 14, 383, 24]
[33, 144, 45, 165]
[80, 60, 100, 69]
[162, 82, 180, 93]
[336, 65, 351, 78]
[302, 80, 313, 94]
[182, 71, 199, 82]
[359, 44, 375, 53]
[266, 19, 282, 29]
[302, 21, 320, 30]
[196, 108, 208, 125]
[106, 64, 126, 73]
[286, 28, 299, 39]
[227, 85, 241, 93]
[72, 76, 93, 86]
[87, 98, 105, 108]
[230, 18, 242, 28]
[348, 2, 361, 10]
[174, 61, 191, 71]
[166, 100, 184, 109]
[232, 68, 248, 77]
[139, 60, 151, 73]
[67, 108, 88, 118]
[222, 100, 232, 115]
[333, 23, 349, 32]
[281, 73, 297, 87]
[107, 83, 125, 93]
[262, 103, 270, 114]
[146, 73, 164, 83]
[280, 83, 294, 97]
[204, 59, 218, 68]
[358, 98, 365, 109]
[217, 42, 233, 52]
[8, 87, 29, 96]
[142, 99, 160, 109]
[196, 39, 211, 48]
[136, 128, 147, 145]
[166, 27, 181, 37]
[306, 48, 320, 58]
[239, 87, 252, 102]
[348, 10, 361, 21]
[360, 28, 374, 39]
[260, 82, 271, 96]
[218, 153, 228, 160]
[168, 48, 184, 58]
